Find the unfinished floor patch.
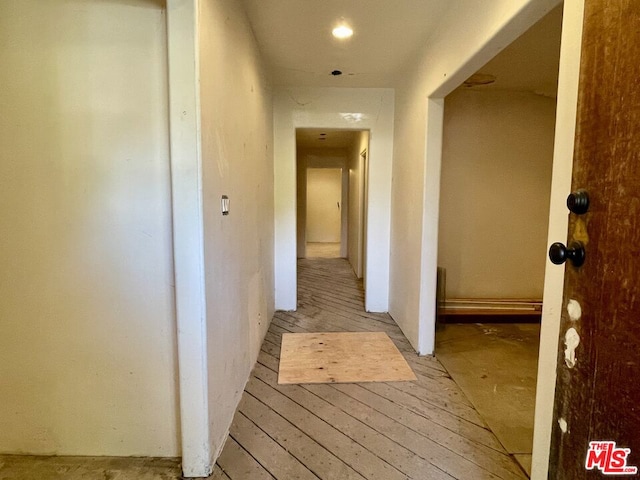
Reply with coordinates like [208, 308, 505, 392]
[436, 322, 540, 458]
[278, 332, 417, 384]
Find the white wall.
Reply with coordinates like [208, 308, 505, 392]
[386, 1, 584, 477]
[0, 0, 179, 456]
[438, 89, 556, 299]
[389, 0, 560, 354]
[198, 0, 275, 470]
[274, 88, 394, 312]
[306, 169, 342, 243]
[167, 0, 212, 471]
[348, 131, 370, 278]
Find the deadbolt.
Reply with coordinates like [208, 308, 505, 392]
[567, 190, 589, 215]
[549, 241, 586, 267]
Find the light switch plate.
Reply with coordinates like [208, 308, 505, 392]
[221, 195, 229, 215]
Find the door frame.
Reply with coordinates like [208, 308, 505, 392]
[273, 88, 395, 313]
[531, 2, 583, 476]
[304, 167, 344, 246]
[417, 1, 585, 477]
[296, 153, 349, 259]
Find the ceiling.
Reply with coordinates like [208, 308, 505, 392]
[239, 0, 453, 87]
[463, 5, 563, 97]
[296, 128, 361, 149]
[246, 3, 562, 153]
[239, 1, 563, 94]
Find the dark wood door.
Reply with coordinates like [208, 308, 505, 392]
[549, 1, 640, 478]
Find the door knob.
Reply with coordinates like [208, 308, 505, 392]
[549, 241, 585, 267]
[567, 190, 589, 214]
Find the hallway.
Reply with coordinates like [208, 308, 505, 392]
[213, 258, 527, 479]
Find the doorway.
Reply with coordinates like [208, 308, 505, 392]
[273, 90, 394, 313]
[434, 6, 562, 477]
[306, 167, 343, 258]
[295, 128, 369, 278]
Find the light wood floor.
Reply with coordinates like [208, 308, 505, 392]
[213, 258, 527, 479]
[305, 242, 341, 258]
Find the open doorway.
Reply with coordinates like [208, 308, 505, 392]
[296, 128, 369, 279]
[306, 167, 343, 258]
[434, 6, 562, 477]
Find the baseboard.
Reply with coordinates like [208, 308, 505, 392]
[438, 298, 542, 324]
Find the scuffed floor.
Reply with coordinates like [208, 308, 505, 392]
[212, 259, 528, 479]
[1, 262, 532, 480]
[436, 322, 541, 477]
[0, 455, 183, 479]
[304, 242, 341, 258]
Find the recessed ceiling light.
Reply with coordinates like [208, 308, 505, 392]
[332, 24, 353, 39]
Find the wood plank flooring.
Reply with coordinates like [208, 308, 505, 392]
[214, 258, 527, 479]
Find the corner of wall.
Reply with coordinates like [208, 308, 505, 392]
[167, 0, 212, 476]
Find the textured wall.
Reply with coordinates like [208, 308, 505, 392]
[0, 0, 179, 456]
[438, 89, 555, 299]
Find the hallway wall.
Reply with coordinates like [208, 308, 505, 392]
[438, 89, 556, 299]
[347, 131, 369, 278]
[0, 0, 179, 456]
[198, 0, 275, 465]
[388, 0, 560, 354]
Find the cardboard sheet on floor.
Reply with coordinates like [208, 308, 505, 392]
[278, 332, 417, 384]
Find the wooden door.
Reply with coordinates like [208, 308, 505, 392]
[549, 1, 640, 478]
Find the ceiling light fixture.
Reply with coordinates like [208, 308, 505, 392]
[463, 73, 497, 87]
[340, 112, 365, 123]
[332, 24, 353, 39]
